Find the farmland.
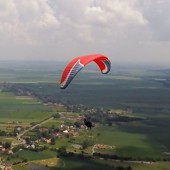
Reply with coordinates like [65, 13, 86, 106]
[0, 91, 53, 124]
[1, 61, 170, 170]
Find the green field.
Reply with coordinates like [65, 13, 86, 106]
[15, 150, 57, 161]
[0, 91, 53, 123]
[93, 125, 168, 159]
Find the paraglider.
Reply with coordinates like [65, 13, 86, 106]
[84, 118, 94, 129]
[60, 54, 111, 89]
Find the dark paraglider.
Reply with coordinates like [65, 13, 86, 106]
[84, 118, 94, 129]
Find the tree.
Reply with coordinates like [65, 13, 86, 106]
[81, 139, 94, 149]
[58, 146, 67, 156]
[97, 133, 101, 136]
[25, 137, 31, 145]
[4, 142, 11, 149]
[74, 121, 81, 128]
[107, 121, 112, 126]
[51, 137, 56, 145]
[53, 113, 60, 119]
[127, 166, 132, 170]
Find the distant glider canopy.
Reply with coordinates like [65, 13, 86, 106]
[60, 54, 111, 89]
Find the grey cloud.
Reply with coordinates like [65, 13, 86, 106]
[0, 0, 60, 45]
[138, 0, 170, 41]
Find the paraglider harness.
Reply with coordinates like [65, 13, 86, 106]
[84, 118, 94, 129]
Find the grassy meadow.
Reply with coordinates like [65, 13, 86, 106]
[0, 91, 54, 124]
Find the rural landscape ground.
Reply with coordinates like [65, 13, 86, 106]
[0, 61, 170, 170]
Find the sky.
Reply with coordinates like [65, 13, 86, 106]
[0, 0, 170, 66]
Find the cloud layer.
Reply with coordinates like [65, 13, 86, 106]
[0, 0, 170, 66]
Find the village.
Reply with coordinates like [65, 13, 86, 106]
[0, 110, 117, 170]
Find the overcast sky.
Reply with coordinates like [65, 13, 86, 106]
[0, 0, 170, 66]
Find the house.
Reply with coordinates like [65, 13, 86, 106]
[31, 144, 35, 149]
[0, 165, 13, 170]
[7, 150, 13, 155]
[0, 165, 5, 170]
[63, 130, 69, 134]
[72, 144, 82, 150]
[54, 133, 61, 138]
[3, 165, 12, 170]
[46, 139, 51, 144]
[41, 138, 51, 144]
[0, 147, 5, 153]
[39, 128, 49, 132]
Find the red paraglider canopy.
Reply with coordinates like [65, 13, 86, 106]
[60, 54, 111, 89]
